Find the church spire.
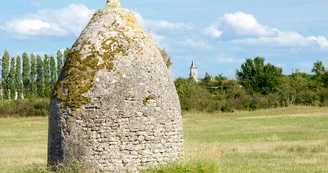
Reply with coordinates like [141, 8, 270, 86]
[106, 0, 121, 8]
[190, 60, 197, 69]
[190, 60, 198, 82]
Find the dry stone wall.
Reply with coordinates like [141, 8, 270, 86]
[48, 0, 183, 172]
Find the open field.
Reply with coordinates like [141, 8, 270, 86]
[1, 106, 328, 172]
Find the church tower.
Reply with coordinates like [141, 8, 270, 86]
[190, 61, 198, 81]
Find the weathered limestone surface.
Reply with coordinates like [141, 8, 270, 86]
[48, 0, 183, 172]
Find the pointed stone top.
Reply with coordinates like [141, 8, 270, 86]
[106, 0, 121, 8]
[190, 61, 197, 69]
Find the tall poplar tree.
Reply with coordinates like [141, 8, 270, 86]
[8, 57, 16, 100]
[43, 54, 50, 97]
[50, 55, 56, 93]
[15, 56, 23, 99]
[1, 50, 10, 99]
[22, 52, 30, 97]
[36, 55, 44, 97]
[56, 50, 63, 78]
[30, 53, 37, 97]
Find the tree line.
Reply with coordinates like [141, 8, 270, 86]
[176, 57, 328, 112]
[0, 47, 171, 100]
[1, 49, 70, 100]
[2, 48, 327, 114]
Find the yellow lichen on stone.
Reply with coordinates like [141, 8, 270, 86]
[126, 12, 137, 25]
[138, 51, 143, 57]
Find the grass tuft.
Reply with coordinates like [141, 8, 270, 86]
[22, 160, 91, 173]
[143, 159, 219, 173]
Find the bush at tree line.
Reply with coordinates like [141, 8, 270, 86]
[176, 57, 328, 113]
[0, 99, 49, 118]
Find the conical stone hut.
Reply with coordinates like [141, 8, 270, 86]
[48, 0, 183, 172]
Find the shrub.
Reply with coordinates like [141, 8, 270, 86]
[0, 98, 49, 117]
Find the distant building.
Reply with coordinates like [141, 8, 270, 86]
[189, 61, 198, 82]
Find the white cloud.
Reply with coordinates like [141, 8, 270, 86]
[182, 39, 209, 48]
[149, 31, 168, 48]
[216, 57, 245, 64]
[50, 4, 94, 35]
[224, 11, 277, 37]
[308, 36, 328, 49]
[146, 20, 193, 30]
[4, 4, 94, 37]
[133, 11, 194, 50]
[0, 26, 5, 30]
[233, 31, 328, 49]
[149, 32, 166, 43]
[6, 19, 66, 36]
[203, 22, 222, 38]
[205, 11, 328, 49]
[133, 11, 193, 31]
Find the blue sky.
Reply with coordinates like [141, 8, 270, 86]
[1, 0, 328, 78]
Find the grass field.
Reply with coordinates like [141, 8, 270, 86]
[1, 106, 328, 172]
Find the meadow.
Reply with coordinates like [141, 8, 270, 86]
[1, 106, 328, 173]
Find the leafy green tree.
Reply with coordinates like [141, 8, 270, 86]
[236, 57, 282, 94]
[214, 74, 228, 87]
[56, 50, 63, 78]
[63, 48, 70, 63]
[279, 76, 297, 106]
[8, 57, 16, 100]
[311, 61, 328, 88]
[43, 54, 50, 97]
[30, 53, 37, 97]
[311, 61, 326, 78]
[50, 55, 56, 92]
[175, 77, 218, 112]
[15, 56, 23, 99]
[22, 52, 30, 97]
[201, 72, 216, 88]
[159, 48, 173, 68]
[290, 71, 318, 105]
[36, 55, 44, 97]
[1, 50, 10, 99]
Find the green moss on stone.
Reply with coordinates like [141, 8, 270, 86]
[54, 36, 127, 111]
[143, 95, 156, 105]
[53, 49, 96, 110]
[106, 62, 115, 72]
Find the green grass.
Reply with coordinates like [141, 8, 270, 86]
[1, 106, 328, 172]
[0, 117, 48, 173]
[183, 106, 328, 172]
